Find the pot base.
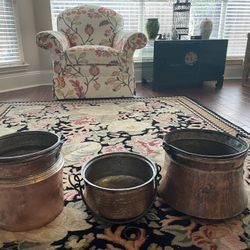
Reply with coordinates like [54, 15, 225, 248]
[85, 197, 153, 224]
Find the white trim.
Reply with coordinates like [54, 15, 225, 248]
[224, 64, 243, 80]
[0, 63, 245, 94]
[0, 63, 29, 74]
[0, 83, 52, 94]
[0, 70, 53, 93]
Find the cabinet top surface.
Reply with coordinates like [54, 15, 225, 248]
[154, 39, 228, 44]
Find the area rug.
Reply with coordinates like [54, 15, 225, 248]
[0, 96, 250, 250]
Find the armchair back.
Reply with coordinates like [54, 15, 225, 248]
[57, 5, 123, 47]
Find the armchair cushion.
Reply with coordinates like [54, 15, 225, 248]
[65, 46, 121, 65]
[57, 5, 123, 47]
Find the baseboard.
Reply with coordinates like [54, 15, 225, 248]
[135, 63, 142, 83]
[135, 61, 245, 81]
[0, 64, 245, 93]
[224, 63, 243, 80]
[0, 70, 53, 93]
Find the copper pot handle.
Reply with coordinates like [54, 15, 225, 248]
[162, 141, 176, 158]
[68, 174, 85, 204]
[130, 163, 161, 222]
[155, 163, 162, 187]
[236, 132, 250, 141]
[68, 164, 162, 224]
[69, 163, 162, 200]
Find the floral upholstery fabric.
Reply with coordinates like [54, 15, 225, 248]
[57, 5, 123, 47]
[36, 5, 147, 100]
[65, 46, 121, 65]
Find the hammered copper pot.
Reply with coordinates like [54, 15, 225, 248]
[159, 129, 249, 220]
[70, 152, 160, 223]
[0, 131, 64, 231]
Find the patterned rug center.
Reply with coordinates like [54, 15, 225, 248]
[0, 97, 249, 250]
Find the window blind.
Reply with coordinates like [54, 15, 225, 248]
[190, 0, 250, 57]
[51, 0, 250, 58]
[0, 0, 23, 66]
[189, 0, 223, 39]
[51, 0, 142, 32]
[223, 0, 250, 57]
[51, 0, 171, 35]
[144, 0, 173, 36]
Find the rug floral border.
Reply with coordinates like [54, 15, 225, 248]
[0, 96, 249, 139]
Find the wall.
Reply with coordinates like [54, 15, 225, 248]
[0, 1, 247, 93]
[33, 0, 53, 71]
[18, 0, 40, 71]
[0, 0, 53, 93]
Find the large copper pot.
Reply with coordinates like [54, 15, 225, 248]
[70, 152, 161, 223]
[159, 129, 249, 219]
[0, 131, 64, 231]
[0, 131, 62, 179]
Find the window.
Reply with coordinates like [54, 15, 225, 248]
[223, 0, 250, 57]
[51, 0, 174, 38]
[51, 0, 250, 58]
[189, 0, 223, 40]
[190, 0, 250, 57]
[0, 0, 24, 67]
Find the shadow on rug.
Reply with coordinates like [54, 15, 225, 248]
[0, 96, 249, 250]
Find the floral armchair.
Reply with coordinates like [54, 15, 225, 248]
[36, 5, 147, 99]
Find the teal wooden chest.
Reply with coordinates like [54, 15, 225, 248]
[142, 39, 228, 89]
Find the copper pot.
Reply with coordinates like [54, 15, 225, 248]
[0, 131, 62, 179]
[0, 131, 64, 231]
[160, 129, 249, 219]
[70, 152, 161, 223]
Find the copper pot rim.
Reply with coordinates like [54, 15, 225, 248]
[0, 131, 62, 162]
[81, 152, 157, 192]
[163, 129, 249, 160]
[0, 154, 64, 187]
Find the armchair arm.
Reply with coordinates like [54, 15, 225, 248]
[36, 31, 69, 56]
[113, 31, 147, 58]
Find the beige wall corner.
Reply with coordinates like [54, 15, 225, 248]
[16, 0, 40, 71]
[34, 0, 53, 71]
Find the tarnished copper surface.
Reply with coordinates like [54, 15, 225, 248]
[0, 131, 62, 179]
[73, 152, 158, 223]
[160, 129, 249, 219]
[84, 180, 155, 220]
[0, 155, 64, 231]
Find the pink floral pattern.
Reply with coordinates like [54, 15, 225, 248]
[69, 79, 85, 98]
[0, 97, 250, 249]
[191, 219, 247, 250]
[36, 5, 147, 100]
